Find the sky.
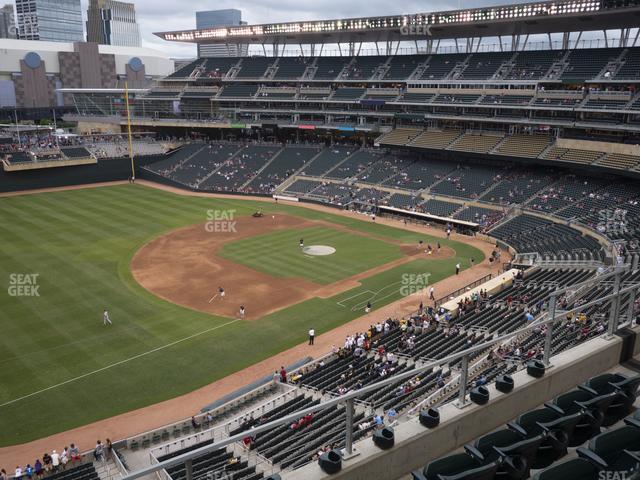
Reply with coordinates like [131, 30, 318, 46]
[79, 0, 519, 58]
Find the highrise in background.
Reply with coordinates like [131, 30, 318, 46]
[195, 9, 248, 57]
[15, 0, 83, 42]
[87, 0, 141, 47]
[0, 4, 16, 39]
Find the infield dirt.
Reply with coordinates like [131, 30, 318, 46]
[131, 214, 454, 319]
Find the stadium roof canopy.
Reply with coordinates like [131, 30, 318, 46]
[155, 0, 640, 46]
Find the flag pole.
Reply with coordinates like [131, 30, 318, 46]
[124, 81, 135, 181]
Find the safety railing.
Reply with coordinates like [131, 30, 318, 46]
[120, 264, 639, 480]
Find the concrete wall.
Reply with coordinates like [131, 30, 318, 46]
[286, 330, 634, 480]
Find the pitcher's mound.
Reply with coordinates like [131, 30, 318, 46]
[303, 245, 336, 256]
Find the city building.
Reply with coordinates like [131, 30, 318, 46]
[195, 9, 247, 57]
[0, 39, 174, 108]
[0, 4, 16, 39]
[86, 0, 141, 48]
[15, 0, 83, 42]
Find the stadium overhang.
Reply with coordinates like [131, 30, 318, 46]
[154, 0, 640, 46]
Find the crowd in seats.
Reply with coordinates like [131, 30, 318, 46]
[357, 154, 413, 184]
[284, 179, 322, 195]
[273, 57, 309, 79]
[459, 52, 512, 80]
[433, 94, 481, 104]
[298, 147, 355, 177]
[199, 145, 280, 192]
[561, 48, 622, 81]
[480, 95, 533, 106]
[235, 57, 273, 79]
[341, 56, 387, 80]
[615, 47, 640, 79]
[420, 199, 462, 217]
[384, 55, 427, 80]
[420, 53, 468, 80]
[7, 441, 108, 480]
[331, 88, 366, 101]
[431, 164, 502, 199]
[219, 84, 259, 98]
[169, 144, 241, 188]
[325, 150, 380, 179]
[525, 175, 609, 214]
[489, 215, 604, 260]
[400, 92, 436, 103]
[158, 443, 260, 480]
[454, 206, 505, 229]
[480, 170, 552, 206]
[506, 50, 563, 80]
[313, 57, 350, 80]
[244, 146, 320, 194]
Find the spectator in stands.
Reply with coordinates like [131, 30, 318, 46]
[69, 444, 80, 464]
[0, 468, 6, 480]
[14, 467, 21, 479]
[93, 440, 104, 462]
[60, 448, 68, 469]
[50, 451, 59, 472]
[41, 454, 51, 473]
[33, 460, 42, 479]
[280, 366, 287, 383]
[24, 465, 33, 479]
[191, 416, 200, 429]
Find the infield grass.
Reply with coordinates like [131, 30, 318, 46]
[0, 184, 483, 446]
[220, 226, 406, 284]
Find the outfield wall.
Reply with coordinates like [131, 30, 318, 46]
[0, 156, 162, 193]
[286, 327, 637, 480]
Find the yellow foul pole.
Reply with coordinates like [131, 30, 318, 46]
[124, 82, 135, 180]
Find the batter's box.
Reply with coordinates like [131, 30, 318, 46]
[336, 290, 374, 308]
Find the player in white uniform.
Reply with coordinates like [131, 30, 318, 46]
[103, 309, 112, 326]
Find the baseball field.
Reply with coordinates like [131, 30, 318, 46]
[0, 183, 483, 446]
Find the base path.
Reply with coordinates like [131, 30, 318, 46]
[0, 180, 509, 466]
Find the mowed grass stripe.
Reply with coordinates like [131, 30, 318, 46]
[220, 226, 404, 284]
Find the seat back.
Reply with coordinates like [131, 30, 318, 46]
[549, 389, 593, 414]
[424, 453, 480, 480]
[589, 426, 640, 460]
[437, 462, 499, 480]
[533, 458, 600, 480]
[516, 408, 559, 436]
[585, 373, 626, 395]
[473, 429, 522, 461]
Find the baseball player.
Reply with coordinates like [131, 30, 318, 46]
[103, 309, 112, 326]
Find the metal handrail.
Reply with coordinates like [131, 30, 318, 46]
[120, 277, 640, 480]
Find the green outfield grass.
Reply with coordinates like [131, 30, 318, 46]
[0, 184, 483, 446]
[220, 225, 406, 284]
